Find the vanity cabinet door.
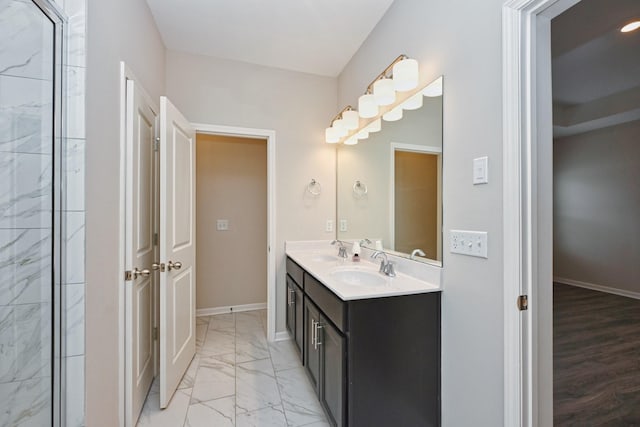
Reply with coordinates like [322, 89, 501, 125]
[286, 276, 296, 339]
[304, 298, 321, 394]
[319, 314, 346, 427]
[294, 284, 304, 356]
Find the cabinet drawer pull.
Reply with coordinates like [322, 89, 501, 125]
[311, 319, 317, 347]
[316, 323, 324, 347]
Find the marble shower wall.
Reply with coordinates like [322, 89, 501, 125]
[0, 0, 86, 425]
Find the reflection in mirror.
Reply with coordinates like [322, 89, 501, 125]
[336, 76, 443, 265]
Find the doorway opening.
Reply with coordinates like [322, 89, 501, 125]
[550, 0, 640, 423]
[194, 133, 268, 317]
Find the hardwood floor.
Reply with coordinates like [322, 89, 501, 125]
[554, 283, 640, 426]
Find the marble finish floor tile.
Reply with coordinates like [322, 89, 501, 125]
[137, 310, 328, 426]
[276, 367, 326, 426]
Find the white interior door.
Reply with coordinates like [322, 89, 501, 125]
[159, 96, 196, 408]
[125, 79, 157, 426]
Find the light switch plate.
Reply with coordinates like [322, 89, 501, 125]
[216, 219, 229, 231]
[339, 219, 348, 232]
[473, 156, 489, 185]
[450, 230, 488, 258]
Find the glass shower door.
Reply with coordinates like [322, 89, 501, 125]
[0, 0, 63, 425]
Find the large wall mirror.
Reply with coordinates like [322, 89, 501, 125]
[337, 76, 443, 266]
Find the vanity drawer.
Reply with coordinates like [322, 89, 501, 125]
[304, 272, 347, 334]
[286, 257, 304, 288]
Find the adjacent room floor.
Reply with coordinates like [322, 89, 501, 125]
[136, 310, 329, 427]
[554, 283, 640, 426]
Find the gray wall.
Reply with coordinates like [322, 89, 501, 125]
[338, 0, 505, 425]
[554, 119, 640, 295]
[85, 0, 166, 424]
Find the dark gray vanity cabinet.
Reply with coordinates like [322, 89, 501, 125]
[319, 314, 346, 427]
[304, 293, 346, 427]
[304, 297, 321, 393]
[286, 258, 304, 357]
[286, 256, 441, 427]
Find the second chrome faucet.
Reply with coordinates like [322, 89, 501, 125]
[371, 251, 396, 277]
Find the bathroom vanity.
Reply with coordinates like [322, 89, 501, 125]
[285, 246, 441, 427]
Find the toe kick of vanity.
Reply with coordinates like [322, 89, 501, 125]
[286, 256, 441, 427]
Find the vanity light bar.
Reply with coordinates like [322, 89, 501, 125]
[325, 54, 423, 144]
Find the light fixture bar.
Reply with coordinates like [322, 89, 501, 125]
[365, 54, 408, 95]
[329, 105, 356, 127]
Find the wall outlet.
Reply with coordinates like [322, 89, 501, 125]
[216, 219, 229, 231]
[450, 230, 488, 258]
[339, 219, 348, 232]
[325, 219, 334, 233]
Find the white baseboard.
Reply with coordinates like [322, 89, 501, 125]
[554, 277, 640, 300]
[274, 331, 291, 342]
[196, 302, 267, 317]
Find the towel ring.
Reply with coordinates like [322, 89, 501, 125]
[353, 180, 368, 198]
[307, 179, 321, 196]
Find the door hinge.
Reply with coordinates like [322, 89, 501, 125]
[153, 232, 158, 246]
[125, 270, 133, 281]
[517, 295, 528, 311]
[154, 137, 160, 152]
[153, 327, 158, 341]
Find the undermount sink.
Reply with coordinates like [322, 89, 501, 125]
[329, 268, 387, 287]
[309, 254, 337, 262]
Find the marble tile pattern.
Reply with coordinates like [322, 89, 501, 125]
[0, 0, 87, 426]
[137, 310, 329, 427]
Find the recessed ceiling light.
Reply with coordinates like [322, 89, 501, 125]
[621, 21, 640, 33]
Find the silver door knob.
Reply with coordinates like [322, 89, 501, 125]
[152, 262, 165, 272]
[167, 261, 182, 271]
[132, 268, 151, 279]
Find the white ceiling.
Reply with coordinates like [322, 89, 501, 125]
[145, 0, 395, 77]
[552, 0, 640, 137]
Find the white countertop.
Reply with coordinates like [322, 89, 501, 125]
[285, 240, 442, 301]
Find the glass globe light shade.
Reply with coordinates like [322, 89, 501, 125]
[332, 119, 348, 137]
[393, 58, 419, 92]
[373, 77, 396, 106]
[358, 93, 378, 118]
[356, 129, 369, 140]
[402, 92, 423, 110]
[365, 118, 382, 133]
[342, 110, 359, 130]
[423, 77, 443, 97]
[325, 127, 340, 143]
[382, 106, 403, 122]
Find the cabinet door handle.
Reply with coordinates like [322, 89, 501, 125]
[316, 323, 324, 347]
[311, 319, 317, 347]
[288, 289, 294, 306]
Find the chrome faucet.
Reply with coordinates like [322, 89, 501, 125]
[331, 240, 348, 258]
[371, 251, 396, 277]
[410, 249, 426, 260]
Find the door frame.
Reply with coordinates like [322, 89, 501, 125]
[388, 143, 442, 257]
[502, 0, 581, 426]
[192, 122, 277, 343]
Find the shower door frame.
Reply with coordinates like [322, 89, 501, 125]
[29, 0, 67, 425]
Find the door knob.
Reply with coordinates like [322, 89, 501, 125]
[152, 262, 165, 272]
[132, 268, 151, 280]
[167, 261, 182, 271]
